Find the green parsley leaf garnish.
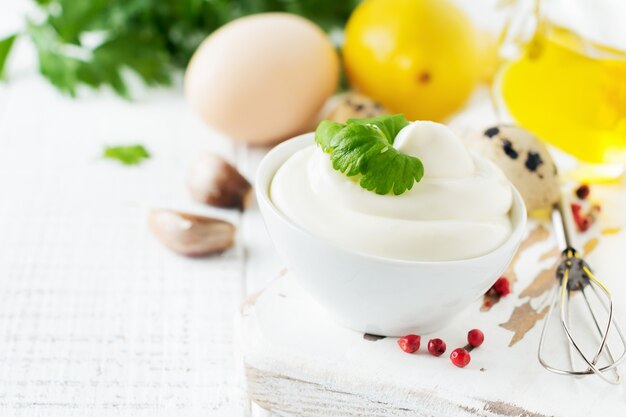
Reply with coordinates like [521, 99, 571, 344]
[315, 120, 344, 152]
[345, 114, 410, 144]
[103, 144, 150, 166]
[315, 114, 424, 196]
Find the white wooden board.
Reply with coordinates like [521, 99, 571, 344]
[236, 274, 626, 416]
[236, 204, 626, 417]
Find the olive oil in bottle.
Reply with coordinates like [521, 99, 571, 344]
[498, 24, 626, 181]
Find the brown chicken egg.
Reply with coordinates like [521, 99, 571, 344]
[185, 13, 340, 145]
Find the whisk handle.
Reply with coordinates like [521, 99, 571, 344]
[551, 203, 573, 251]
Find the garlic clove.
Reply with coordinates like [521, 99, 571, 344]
[187, 153, 252, 210]
[148, 209, 235, 256]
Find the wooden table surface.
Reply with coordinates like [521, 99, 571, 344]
[2, 4, 626, 415]
[0, 68, 288, 415]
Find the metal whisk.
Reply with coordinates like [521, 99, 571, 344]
[538, 203, 626, 384]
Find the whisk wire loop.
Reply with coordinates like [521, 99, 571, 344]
[538, 234, 626, 384]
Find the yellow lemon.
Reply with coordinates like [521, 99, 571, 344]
[343, 0, 480, 121]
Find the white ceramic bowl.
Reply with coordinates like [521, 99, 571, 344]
[256, 133, 527, 336]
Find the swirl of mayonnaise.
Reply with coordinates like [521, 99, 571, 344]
[270, 121, 513, 261]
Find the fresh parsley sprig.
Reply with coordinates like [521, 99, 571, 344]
[0, 0, 359, 97]
[315, 115, 424, 196]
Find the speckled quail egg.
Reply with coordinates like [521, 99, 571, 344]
[469, 125, 560, 212]
[320, 92, 388, 124]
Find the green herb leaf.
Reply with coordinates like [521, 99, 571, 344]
[314, 120, 344, 152]
[19, 0, 359, 97]
[28, 22, 82, 95]
[0, 34, 17, 80]
[103, 144, 150, 165]
[346, 114, 409, 144]
[315, 115, 424, 195]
